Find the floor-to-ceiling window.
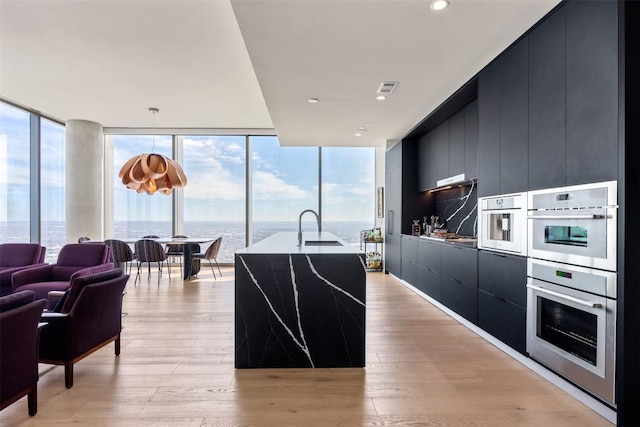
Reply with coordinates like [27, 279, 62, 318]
[250, 136, 319, 244]
[0, 102, 31, 244]
[321, 147, 376, 245]
[2, 97, 377, 260]
[182, 135, 246, 263]
[112, 135, 173, 238]
[40, 118, 66, 261]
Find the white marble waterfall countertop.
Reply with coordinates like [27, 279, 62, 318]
[236, 231, 362, 255]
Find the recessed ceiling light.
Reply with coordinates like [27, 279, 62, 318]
[307, 98, 319, 104]
[376, 95, 387, 101]
[358, 126, 367, 131]
[430, 0, 449, 11]
[355, 133, 362, 137]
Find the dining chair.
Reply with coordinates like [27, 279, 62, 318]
[191, 237, 222, 279]
[133, 239, 170, 284]
[165, 235, 188, 276]
[142, 235, 159, 239]
[104, 239, 134, 275]
[77, 236, 91, 243]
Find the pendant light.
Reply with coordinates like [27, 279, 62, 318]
[118, 108, 187, 195]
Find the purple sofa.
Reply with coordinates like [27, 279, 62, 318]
[12, 243, 113, 305]
[0, 243, 47, 297]
[0, 290, 47, 415]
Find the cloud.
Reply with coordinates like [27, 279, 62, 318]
[252, 170, 307, 200]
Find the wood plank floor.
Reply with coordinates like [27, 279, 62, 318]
[1, 267, 612, 426]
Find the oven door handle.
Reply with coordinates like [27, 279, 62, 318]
[527, 284, 602, 308]
[527, 214, 610, 220]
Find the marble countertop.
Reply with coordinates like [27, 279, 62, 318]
[236, 231, 362, 255]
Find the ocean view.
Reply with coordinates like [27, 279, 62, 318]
[1, 220, 374, 263]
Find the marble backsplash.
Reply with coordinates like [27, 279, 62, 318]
[432, 181, 477, 237]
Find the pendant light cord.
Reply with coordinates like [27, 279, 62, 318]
[150, 107, 159, 153]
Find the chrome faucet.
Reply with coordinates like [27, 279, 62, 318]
[298, 209, 321, 246]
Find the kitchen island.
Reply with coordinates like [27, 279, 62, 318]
[234, 231, 366, 368]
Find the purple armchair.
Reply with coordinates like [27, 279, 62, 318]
[0, 290, 47, 415]
[0, 243, 47, 297]
[39, 269, 128, 388]
[12, 243, 113, 305]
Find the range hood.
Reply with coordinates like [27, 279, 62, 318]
[437, 173, 466, 187]
[429, 173, 476, 192]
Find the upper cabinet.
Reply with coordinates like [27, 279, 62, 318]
[528, 7, 566, 190]
[529, 1, 618, 190]
[565, 0, 618, 186]
[417, 100, 478, 191]
[480, 0, 618, 196]
[478, 37, 529, 198]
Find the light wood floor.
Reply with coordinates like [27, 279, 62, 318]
[1, 267, 612, 426]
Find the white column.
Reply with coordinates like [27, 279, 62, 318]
[65, 119, 103, 243]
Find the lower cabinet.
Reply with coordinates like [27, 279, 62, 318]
[417, 265, 441, 302]
[478, 290, 527, 355]
[477, 250, 527, 354]
[442, 276, 477, 324]
[402, 259, 419, 287]
[401, 235, 419, 286]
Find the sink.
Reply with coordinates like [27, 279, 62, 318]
[304, 240, 343, 246]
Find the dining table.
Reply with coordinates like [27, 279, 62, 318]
[118, 237, 216, 280]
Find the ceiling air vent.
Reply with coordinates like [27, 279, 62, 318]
[377, 81, 399, 94]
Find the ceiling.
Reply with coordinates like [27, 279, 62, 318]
[0, 0, 561, 147]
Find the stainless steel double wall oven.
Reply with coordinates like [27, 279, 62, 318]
[526, 180, 618, 406]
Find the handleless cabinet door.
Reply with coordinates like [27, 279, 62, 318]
[441, 245, 477, 288]
[478, 250, 526, 308]
[418, 239, 442, 273]
[464, 100, 479, 179]
[499, 37, 529, 195]
[418, 266, 442, 302]
[565, 0, 618, 185]
[449, 109, 465, 177]
[442, 276, 478, 324]
[529, 6, 566, 190]
[478, 62, 501, 198]
[478, 289, 526, 354]
[418, 132, 436, 191]
[401, 236, 418, 286]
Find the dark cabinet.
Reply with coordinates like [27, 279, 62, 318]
[565, 0, 618, 186]
[385, 142, 403, 277]
[478, 61, 502, 198]
[477, 250, 527, 353]
[440, 244, 478, 324]
[401, 236, 418, 286]
[418, 238, 441, 273]
[442, 276, 477, 324]
[528, 1, 618, 190]
[441, 245, 477, 290]
[418, 121, 449, 191]
[418, 102, 478, 191]
[464, 100, 478, 179]
[417, 266, 441, 302]
[449, 109, 465, 177]
[478, 37, 529, 198]
[417, 239, 442, 301]
[499, 38, 529, 195]
[529, 6, 566, 190]
[478, 251, 527, 307]
[478, 290, 526, 355]
[418, 133, 437, 192]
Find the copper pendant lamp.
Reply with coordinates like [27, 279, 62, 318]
[118, 108, 187, 195]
